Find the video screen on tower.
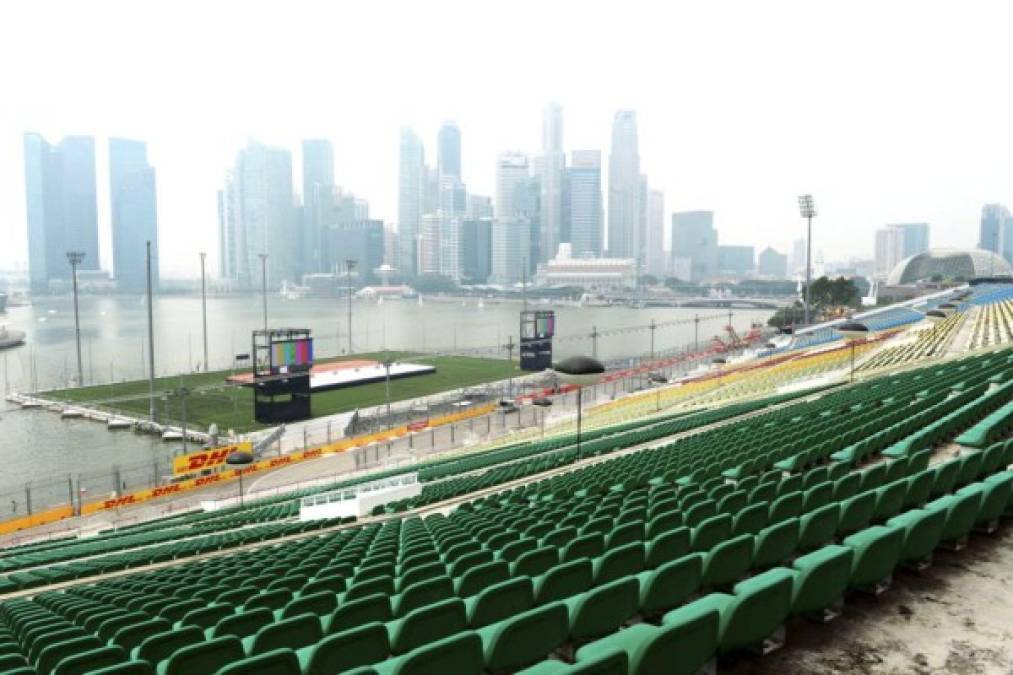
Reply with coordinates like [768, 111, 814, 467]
[271, 338, 314, 374]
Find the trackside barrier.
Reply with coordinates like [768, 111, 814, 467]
[0, 403, 495, 535]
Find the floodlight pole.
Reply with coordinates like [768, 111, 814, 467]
[66, 251, 85, 386]
[345, 259, 357, 355]
[798, 195, 817, 327]
[145, 242, 156, 421]
[258, 254, 268, 332]
[199, 252, 208, 371]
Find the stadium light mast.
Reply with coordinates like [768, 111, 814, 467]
[66, 251, 85, 386]
[258, 253, 269, 332]
[798, 194, 817, 326]
[345, 259, 357, 355]
[199, 252, 209, 371]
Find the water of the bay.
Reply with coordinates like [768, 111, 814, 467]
[0, 294, 772, 496]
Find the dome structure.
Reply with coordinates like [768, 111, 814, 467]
[886, 248, 1013, 285]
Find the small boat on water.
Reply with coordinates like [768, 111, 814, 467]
[107, 418, 132, 430]
[0, 325, 25, 349]
[61, 408, 84, 419]
[161, 430, 184, 442]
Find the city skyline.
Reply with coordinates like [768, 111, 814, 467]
[3, 1, 1013, 279]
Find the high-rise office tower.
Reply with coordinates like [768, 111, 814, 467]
[540, 102, 565, 263]
[979, 204, 1011, 263]
[109, 138, 158, 292]
[790, 237, 807, 278]
[568, 150, 603, 258]
[646, 189, 666, 277]
[302, 139, 335, 275]
[398, 128, 426, 277]
[460, 218, 493, 284]
[218, 140, 296, 288]
[671, 210, 718, 282]
[24, 133, 101, 294]
[491, 152, 531, 284]
[718, 245, 755, 277]
[466, 194, 493, 220]
[607, 110, 640, 258]
[888, 222, 930, 259]
[757, 247, 788, 278]
[437, 121, 461, 181]
[874, 223, 930, 276]
[874, 226, 904, 277]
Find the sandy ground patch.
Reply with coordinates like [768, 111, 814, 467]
[727, 525, 1013, 675]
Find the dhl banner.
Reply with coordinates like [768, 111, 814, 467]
[0, 505, 74, 536]
[0, 401, 500, 534]
[172, 442, 254, 476]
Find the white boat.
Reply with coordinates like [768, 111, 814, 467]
[161, 430, 184, 442]
[61, 408, 84, 419]
[0, 326, 25, 349]
[107, 418, 132, 430]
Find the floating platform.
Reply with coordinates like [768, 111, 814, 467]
[226, 359, 436, 393]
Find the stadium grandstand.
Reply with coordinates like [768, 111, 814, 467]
[1, 282, 1012, 674]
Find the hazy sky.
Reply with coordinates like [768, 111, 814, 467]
[2, 0, 1011, 278]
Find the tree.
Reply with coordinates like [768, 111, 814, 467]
[805, 276, 860, 312]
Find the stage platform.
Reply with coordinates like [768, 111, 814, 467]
[227, 359, 436, 392]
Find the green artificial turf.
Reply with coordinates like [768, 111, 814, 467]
[48, 352, 518, 433]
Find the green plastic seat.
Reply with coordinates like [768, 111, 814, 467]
[155, 636, 244, 675]
[297, 622, 389, 675]
[954, 452, 983, 488]
[466, 577, 534, 629]
[518, 649, 627, 674]
[872, 481, 907, 521]
[887, 508, 946, 566]
[534, 559, 594, 605]
[683, 567, 793, 653]
[644, 527, 690, 569]
[243, 613, 323, 656]
[39, 632, 104, 672]
[802, 482, 833, 513]
[87, 660, 155, 675]
[112, 619, 172, 653]
[325, 594, 392, 635]
[702, 534, 753, 588]
[797, 503, 839, 553]
[52, 645, 127, 675]
[132, 627, 203, 667]
[386, 598, 467, 655]
[512, 548, 560, 578]
[455, 561, 510, 598]
[373, 631, 484, 675]
[929, 460, 961, 498]
[280, 591, 337, 620]
[564, 577, 639, 643]
[832, 472, 861, 501]
[636, 553, 704, 617]
[392, 576, 454, 618]
[593, 543, 645, 585]
[562, 534, 605, 563]
[928, 490, 983, 546]
[843, 525, 904, 592]
[768, 492, 803, 524]
[577, 599, 717, 675]
[752, 519, 799, 569]
[968, 473, 1013, 526]
[731, 503, 767, 537]
[478, 602, 569, 673]
[903, 470, 935, 509]
[788, 544, 853, 617]
[690, 514, 732, 552]
[216, 648, 301, 675]
[837, 492, 876, 536]
[209, 608, 273, 640]
[97, 612, 150, 643]
[859, 463, 887, 493]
